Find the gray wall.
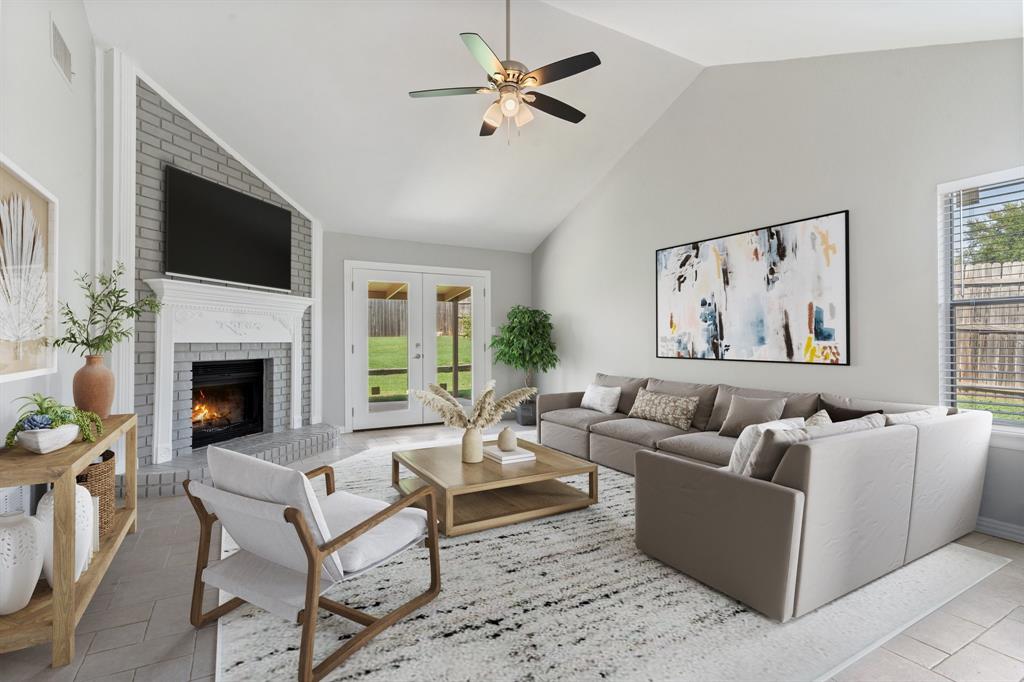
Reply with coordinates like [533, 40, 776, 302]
[322, 232, 532, 429]
[532, 40, 1024, 526]
[133, 79, 312, 464]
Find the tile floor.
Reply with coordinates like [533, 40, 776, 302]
[3, 421, 1022, 681]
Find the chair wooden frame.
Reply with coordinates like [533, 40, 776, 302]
[182, 466, 441, 682]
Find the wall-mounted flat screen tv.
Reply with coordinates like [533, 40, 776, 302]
[165, 165, 292, 291]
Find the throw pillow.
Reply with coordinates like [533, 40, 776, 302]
[805, 412, 886, 439]
[718, 396, 787, 437]
[628, 388, 699, 430]
[706, 386, 819, 431]
[580, 384, 621, 415]
[884, 407, 949, 425]
[744, 427, 811, 479]
[820, 398, 883, 423]
[727, 417, 805, 475]
[805, 409, 832, 428]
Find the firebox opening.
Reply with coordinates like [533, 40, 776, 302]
[191, 359, 264, 448]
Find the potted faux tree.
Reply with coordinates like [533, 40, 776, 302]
[490, 305, 559, 425]
[52, 263, 160, 419]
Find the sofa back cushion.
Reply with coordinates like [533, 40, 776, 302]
[645, 379, 719, 430]
[595, 373, 648, 414]
[748, 413, 887, 481]
[706, 385, 819, 431]
[884, 407, 949, 425]
[629, 388, 700, 430]
[819, 392, 952, 416]
[819, 398, 882, 423]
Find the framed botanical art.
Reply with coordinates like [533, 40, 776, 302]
[656, 210, 849, 365]
[0, 154, 58, 382]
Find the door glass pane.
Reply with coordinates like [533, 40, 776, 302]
[367, 281, 408, 412]
[435, 285, 473, 406]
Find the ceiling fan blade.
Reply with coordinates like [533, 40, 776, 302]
[460, 33, 507, 81]
[526, 92, 585, 124]
[522, 52, 600, 87]
[409, 87, 491, 98]
[480, 101, 502, 136]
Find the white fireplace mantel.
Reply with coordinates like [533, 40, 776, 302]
[146, 278, 313, 463]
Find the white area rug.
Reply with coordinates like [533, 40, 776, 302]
[218, 441, 1009, 681]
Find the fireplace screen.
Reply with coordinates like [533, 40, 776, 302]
[191, 360, 264, 447]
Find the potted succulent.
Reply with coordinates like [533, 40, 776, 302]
[6, 393, 103, 453]
[490, 306, 559, 425]
[51, 263, 160, 418]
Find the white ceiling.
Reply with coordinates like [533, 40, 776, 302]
[84, 1, 1021, 253]
[84, 0, 702, 252]
[546, 0, 1023, 66]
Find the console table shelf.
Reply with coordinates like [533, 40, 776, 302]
[0, 414, 138, 667]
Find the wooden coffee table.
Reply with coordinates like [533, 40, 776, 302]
[391, 439, 598, 537]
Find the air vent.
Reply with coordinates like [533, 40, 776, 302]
[51, 17, 73, 84]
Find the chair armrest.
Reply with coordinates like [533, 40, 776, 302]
[319, 486, 436, 555]
[635, 450, 804, 621]
[537, 391, 585, 440]
[304, 466, 335, 495]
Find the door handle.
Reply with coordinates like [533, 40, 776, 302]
[413, 353, 423, 359]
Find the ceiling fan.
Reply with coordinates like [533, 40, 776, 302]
[408, 0, 601, 137]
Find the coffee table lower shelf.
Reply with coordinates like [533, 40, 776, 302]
[394, 476, 595, 537]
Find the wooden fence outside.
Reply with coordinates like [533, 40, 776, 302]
[366, 299, 470, 337]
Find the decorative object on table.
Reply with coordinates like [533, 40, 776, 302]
[0, 154, 59, 384]
[52, 262, 161, 418]
[490, 305, 558, 425]
[35, 483, 94, 585]
[0, 513, 44, 615]
[5, 393, 103, 450]
[655, 210, 849, 364]
[497, 426, 517, 451]
[483, 444, 535, 464]
[75, 450, 115, 537]
[412, 381, 537, 463]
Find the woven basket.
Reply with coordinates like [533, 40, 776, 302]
[76, 450, 115, 537]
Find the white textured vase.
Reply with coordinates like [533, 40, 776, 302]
[35, 485, 94, 585]
[0, 514, 44, 615]
[497, 426, 517, 452]
[462, 427, 483, 463]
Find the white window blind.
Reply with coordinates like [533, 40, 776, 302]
[941, 173, 1024, 424]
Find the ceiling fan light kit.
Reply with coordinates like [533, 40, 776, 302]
[408, 0, 601, 138]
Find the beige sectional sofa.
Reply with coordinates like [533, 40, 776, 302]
[537, 373, 992, 621]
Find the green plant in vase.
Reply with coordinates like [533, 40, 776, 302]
[6, 393, 103, 449]
[51, 263, 161, 418]
[490, 305, 559, 425]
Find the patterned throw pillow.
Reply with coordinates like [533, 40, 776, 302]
[805, 409, 832, 428]
[628, 388, 699, 430]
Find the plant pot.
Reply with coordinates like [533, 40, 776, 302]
[516, 399, 537, 426]
[16, 424, 80, 454]
[462, 426, 483, 464]
[73, 355, 114, 419]
[0, 514, 44, 615]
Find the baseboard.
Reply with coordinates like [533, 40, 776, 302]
[976, 516, 1024, 544]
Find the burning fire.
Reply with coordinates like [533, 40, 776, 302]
[192, 390, 223, 424]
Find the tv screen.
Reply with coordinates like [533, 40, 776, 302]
[165, 165, 292, 290]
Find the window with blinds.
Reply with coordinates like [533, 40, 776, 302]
[941, 173, 1024, 424]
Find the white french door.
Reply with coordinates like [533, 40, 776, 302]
[348, 264, 489, 430]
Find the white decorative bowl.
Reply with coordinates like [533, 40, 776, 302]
[16, 424, 80, 454]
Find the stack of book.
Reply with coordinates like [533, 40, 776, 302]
[483, 445, 535, 465]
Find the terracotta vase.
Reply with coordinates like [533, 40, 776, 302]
[73, 355, 114, 419]
[462, 426, 483, 464]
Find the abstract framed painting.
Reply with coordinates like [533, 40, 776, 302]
[0, 154, 58, 383]
[655, 210, 849, 365]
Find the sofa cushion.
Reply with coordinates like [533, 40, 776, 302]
[819, 393, 952, 416]
[656, 432, 738, 466]
[541, 407, 626, 432]
[718, 396, 787, 437]
[595, 373, 648, 414]
[820, 397, 882, 423]
[884, 407, 949, 425]
[805, 412, 886, 438]
[590, 417, 688, 447]
[744, 428, 812, 480]
[706, 385, 819, 431]
[628, 388, 700, 430]
[645, 379, 719, 431]
[727, 417, 806, 475]
[580, 384, 621, 414]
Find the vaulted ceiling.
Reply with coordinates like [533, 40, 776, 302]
[84, 0, 1021, 253]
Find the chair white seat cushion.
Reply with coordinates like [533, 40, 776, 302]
[319, 491, 428, 576]
[204, 549, 333, 620]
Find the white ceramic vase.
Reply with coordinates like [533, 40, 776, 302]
[497, 426, 517, 452]
[0, 514, 44, 615]
[462, 426, 483, 463]
[35, 485, 94, 585]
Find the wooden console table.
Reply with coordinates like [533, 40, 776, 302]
[0, 414, 138, 667]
